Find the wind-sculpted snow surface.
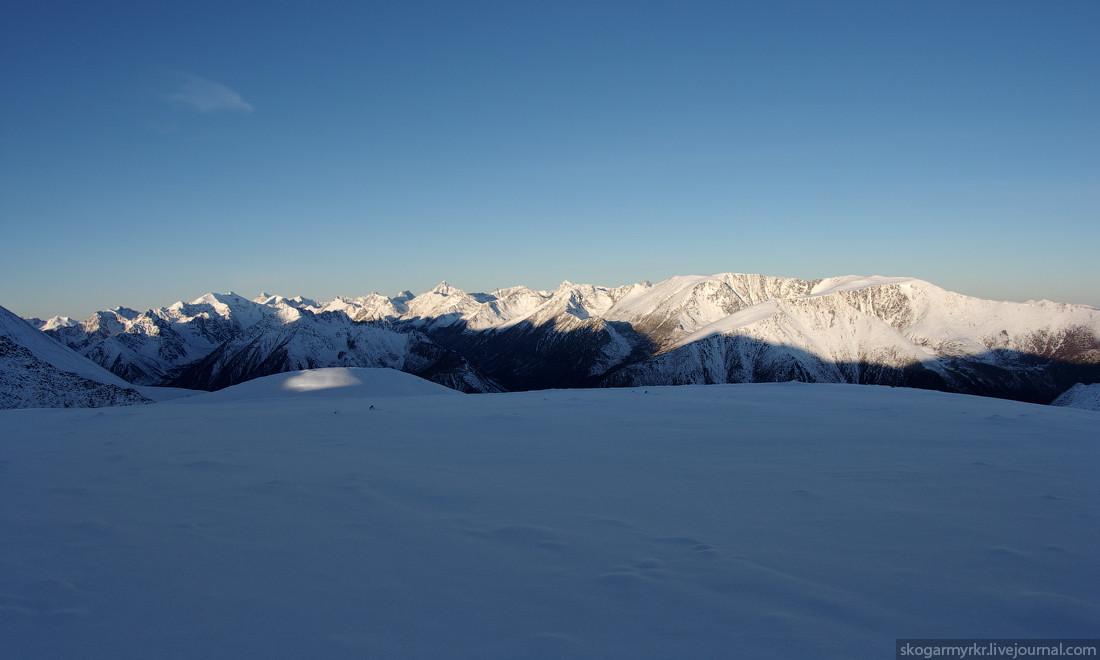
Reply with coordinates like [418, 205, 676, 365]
[35, 273, 1100, 401]
[1, 374, 1097, 658]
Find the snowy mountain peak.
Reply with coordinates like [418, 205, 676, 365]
[190, 292, 235, 315]
[428, 281, 462, 297]
[490, 285, 537, 298]
[185, 292, 270, 329]
[41, 315, 77, 330]
[285, 295, 320, 308]
[256, 294, 284, 306]
[808, 275, 921, 298]
[191, 293, 221, 305]
[401, 283, 480, 325]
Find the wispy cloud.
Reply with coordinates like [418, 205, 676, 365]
[162, 75, 253, 114]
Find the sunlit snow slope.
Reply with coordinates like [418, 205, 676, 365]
[1, 369, 1096, 658]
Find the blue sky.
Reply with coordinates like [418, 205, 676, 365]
[2, 1, 1097, 320]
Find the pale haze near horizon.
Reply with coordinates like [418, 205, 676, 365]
[2, 1, 1097, 321]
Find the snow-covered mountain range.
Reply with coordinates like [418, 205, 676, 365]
[37, 291, 495, 394]
[22, 273, 1100, 404]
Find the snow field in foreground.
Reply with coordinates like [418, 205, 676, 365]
[1, 371, 1097, 658]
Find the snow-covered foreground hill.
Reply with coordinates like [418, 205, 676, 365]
[1, 369, 1097, 658]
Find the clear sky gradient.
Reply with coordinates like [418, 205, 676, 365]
[2, 1, 1097, 320]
